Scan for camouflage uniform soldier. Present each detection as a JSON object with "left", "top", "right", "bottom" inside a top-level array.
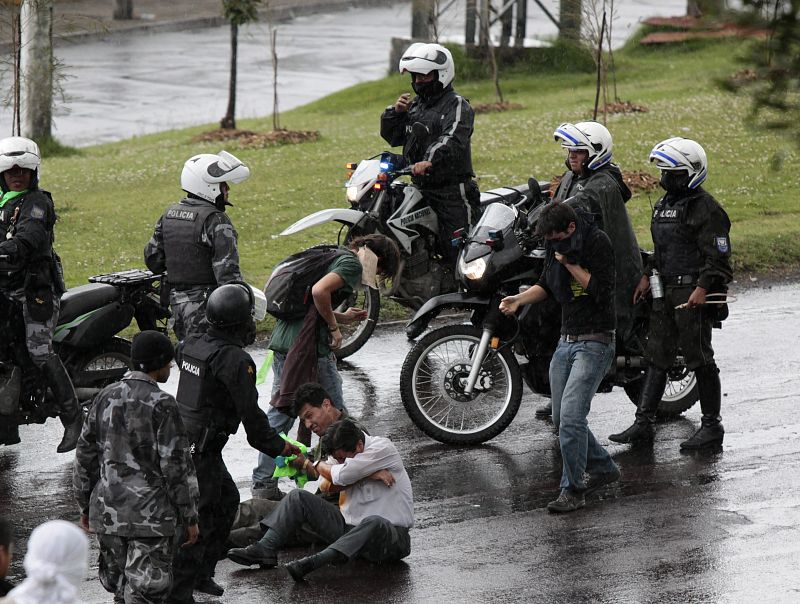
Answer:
[
  {"left": 144, "top": 151, "right": 250, "bottom": 341},
  {"left": 73, "top": 331, "right": 200, "bottom": 604},
  {"left": 0, "top": 136, "right": 81, "bottom": 453}
]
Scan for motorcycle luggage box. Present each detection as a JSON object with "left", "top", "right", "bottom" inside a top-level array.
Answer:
[
  {"left": 479, "top": 185, "right": 530, "bottom": 208},
  {"left": 59, "top": 283, "right": 120, "bottom": 325}
]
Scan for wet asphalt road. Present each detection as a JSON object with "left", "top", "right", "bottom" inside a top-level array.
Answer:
[{"left": 1, "top": 280, "right": 799, "bottom": 602}]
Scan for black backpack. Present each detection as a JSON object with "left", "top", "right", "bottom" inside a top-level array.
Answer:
[{"left": 264, "top": 245, "right": 354, "bottom": 321}]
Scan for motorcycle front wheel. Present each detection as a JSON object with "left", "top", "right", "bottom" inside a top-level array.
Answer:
[
  {"left": 334, "top": 287, "right": 380, "bottom": 359},
  {"left": 69, "top": 337, "right": 132, "bottom": 403},
  {"left": 399, "top": 324, "right": 523, "bottom": 445}
]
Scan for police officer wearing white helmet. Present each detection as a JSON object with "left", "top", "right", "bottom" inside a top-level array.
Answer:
[
  {"left": 0, "top": 136, "right": 81, "bottom": 453},
  {"left": 381, "top": 42, "right": 481, "bottom": 267},
  {"left": 144, "top": 151, "right": 250, "bottom": 341},
  {"left": 610, "top": 137, "right": 732, "bottom": 450}
]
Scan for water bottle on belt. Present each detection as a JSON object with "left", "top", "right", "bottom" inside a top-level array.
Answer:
[{"left": 650, "top": 269, "right": 664, "bottom": 309}]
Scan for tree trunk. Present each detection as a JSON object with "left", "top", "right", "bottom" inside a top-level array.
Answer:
[
  {"left": 21, "top": 0, "right": 54, "bottom": 141},
  {"left": 220, "top": 22, "right": 238, "bottom": 130},
  {"left": 559, "top": 0, "right": 582, "bottom": 43},
  {"left": 113, "top": 0, "right": 133, "bottom": 20},
  {"left": 411, "top": 0, "right": 434, "bottom": 41}
]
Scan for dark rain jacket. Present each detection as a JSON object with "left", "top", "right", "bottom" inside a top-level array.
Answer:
[
  {"left": 556, "top": 165, "right": 644, "bottom": 316},
  {"left": 380, "top": 85, "right": 475, "bottom": 189}
]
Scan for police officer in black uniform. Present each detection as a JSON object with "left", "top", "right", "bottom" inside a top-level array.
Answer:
[
  {"left": 0, "top": 136, "right": 80, "bottom": 453},
  {"left": 380, "top": 42, "right": 481, "bottom": 265},
  {"left": 610, "top": 137, "right": 732, "bottom": 450},
  {"left": 169, "top": 283, "right": 298, "bottom": 601},
  {"left": 144, "top": 150, "right": 250, "bottom": 341}
]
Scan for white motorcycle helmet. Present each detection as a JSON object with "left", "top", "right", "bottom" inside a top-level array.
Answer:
[
  {"left": 181, "top": 150, "right": 250, "bottom": 203},
  {"left": 399, "top": 42, "right": 455, "bottom": 87},
  {"left": 649, "top": 137, "right": 708, "bottom": 189},
  {"left": 553, "top": 121, "right": 613, "bottom": 171},
  {"left": 0, "top": 136, "right": 42, "bottom": 191}
]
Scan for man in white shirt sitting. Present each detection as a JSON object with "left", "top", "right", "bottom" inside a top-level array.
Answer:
[{"left": 226, "top": 418, "right": 414, "bottom": 581}]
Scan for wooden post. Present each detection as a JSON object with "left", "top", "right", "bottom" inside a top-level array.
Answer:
[
  {"left": 500, "top": 2, "right": 513, "bottom": 47},
  {"left": 559, "top": 0, "right": 582, "bottom": 43},
  {"left": 515, "top": 0, "right": 527, "bottom": 47},
  {"left": 479, "top": 0, "right": 490, "bottom": 47},
  {"left": 465, "top": 0, "right": 477, "bottom": 46},
  {"left": 411, "top": 0, "right": 434, "bottom": 41},
  {"left": 113, "top": 0, "right": 134, "bottom": 20}
]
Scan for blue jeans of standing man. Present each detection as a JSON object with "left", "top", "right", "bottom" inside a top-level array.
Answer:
[
  {"left": 550, "top": 338, "right": 618, "bottom": 493},
  {"left": 251, "top": 350, "right": 347, "bottom": 488}
]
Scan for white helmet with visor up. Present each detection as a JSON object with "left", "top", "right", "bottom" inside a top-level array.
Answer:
[
  {"left": 553, "top": 121, "right": 613, "bottom": 171},
  {"left": 181, "top": 150, "right": 250, "bottom": 203},
  {"left": 649, "top": 137, "right": 708, "bottom": 189},
  {"left": 399, "top": 42, "right": 455, "bottom": 87},
  {"left": 0, "top": 136, "right": 41, "bottom": 173}
]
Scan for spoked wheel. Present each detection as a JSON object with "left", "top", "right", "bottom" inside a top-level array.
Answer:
[
  {"left": 70, "top": 337, "right": 132, "bottom": 403},
  {"left": 399, "top": 324, "right": 522, "bottom": 445},
  {"left": 624, "top": 364, "right": 698, "bottom": 418},
  {"left": 334, "top": 287, "right": 380, "bottom": 359}
]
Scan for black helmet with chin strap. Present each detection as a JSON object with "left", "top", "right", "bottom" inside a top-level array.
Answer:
[{"left": 206, "top": 283, "right": 254, "bottom": 328}]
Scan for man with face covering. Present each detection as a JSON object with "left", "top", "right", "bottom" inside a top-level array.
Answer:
[
  {"left": 380, "top": 42, "right": 481, "bottom": 266},
  {"left": 144, "top": 150, "right": 249, "bottom": 341},
  {"left": 610, "top": 138, "right": 732, "bottom": 450},
  {"left": 169, "top": 283, "right": 300, "bottom": 602}
]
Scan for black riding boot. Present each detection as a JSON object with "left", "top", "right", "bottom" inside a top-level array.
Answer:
[
  {"left": 42, "top": 357, "right": 82, "bottom": 453},
  {"left": 0, "top": 422, "right": 21, "bottom": 446},
  {"left": 608, "top": 368, "right": 667, "bottom": 444},
  {"left": 680, "top": 364, "right": 724, "bottom": 450}
]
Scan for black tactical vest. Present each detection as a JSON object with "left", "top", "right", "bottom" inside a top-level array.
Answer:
[
  {"left": 175, "top": 335, "right": 230, "bottom": 440},
  {"left": 162, "top": 199, "right": 220, "bottom": 286},
  {"left": 651, "top": 193, "right": 703, "bottom": 277}
]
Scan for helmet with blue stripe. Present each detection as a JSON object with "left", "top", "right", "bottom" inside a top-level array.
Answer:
[
  {"left": 649, "top": 137, "right": 708, "bottom": 189},
  {"left": 553, "top": 121, "right": 613, "bottom": 171}
]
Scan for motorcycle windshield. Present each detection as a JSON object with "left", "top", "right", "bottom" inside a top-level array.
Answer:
[{"left": 462, "top": 203, "right": 518, "bottom": 263}]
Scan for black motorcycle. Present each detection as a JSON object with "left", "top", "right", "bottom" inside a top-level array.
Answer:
[
  {"left": 0, "top": 268, "right": 169, "bottom": 446},
  {"left": 398, "top": 187, "right": 698, "bottom": 445}
]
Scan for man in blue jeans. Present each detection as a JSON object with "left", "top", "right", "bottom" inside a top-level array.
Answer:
[{"left": 500, "top": 202, "right": 620, "bottom": 513}]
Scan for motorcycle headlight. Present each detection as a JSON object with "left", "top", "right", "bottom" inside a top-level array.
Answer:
[
  {"left": 346, "top": 186, "right": 359, "bottom": 203},
  {"left": 459, "top": 257, "right": 487, "bottom": 280}
]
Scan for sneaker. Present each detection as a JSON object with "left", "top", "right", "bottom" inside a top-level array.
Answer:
[
  {"left": 584, "top": 467, "right": 621, "bottom": 496},
  {"left": 547, "top": 490, "right": 585, "bottom": 514},
  {"left": 251, "top": 481, "right": 284, "bottom": 501},
  {"left": 227, "top": 543, "right": 278, "bottom": 568},
  {"left": 535, "top": 402, "right": 552, "bottom": 418}
]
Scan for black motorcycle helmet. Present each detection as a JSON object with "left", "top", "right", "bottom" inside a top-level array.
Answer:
[{"left": 206, "top": 283, "right": 254, "bottom": 327}]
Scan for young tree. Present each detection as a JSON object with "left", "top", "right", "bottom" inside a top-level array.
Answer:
[
  {"left": 220, "top": 0, "right": 261, "bottom": 130},
  {"left": 113, "top": 0, "right": 133, "bottom": 20},
  {"left": 20, "top": 0, "right": 54, "bottom": 141}
]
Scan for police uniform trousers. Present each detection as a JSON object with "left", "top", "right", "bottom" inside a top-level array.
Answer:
[
  {"left": 170, "top": 448, "right": 239, "bottom": 601},
  {"left": 4, "top": 286, "right": 60, "bottom": 366},
  {"left": 98, "top": 534, "right": 174, "bottom": 604},
  {"left": 168, "top": 287, "right": 212, "bottom": 342},
  {"left": 645, "top": 284, "right": 715, "bottom": 371},
  {"left": 421, "top": 181, "right": 481, "bottom": 263}
]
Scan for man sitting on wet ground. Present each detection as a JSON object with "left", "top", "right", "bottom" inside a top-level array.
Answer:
[
  {"left": 227, "top": 418, "right": 413, "bottom": 581},
  {"left": 228, "top": 382, "right": 369, "bottom": 548}
]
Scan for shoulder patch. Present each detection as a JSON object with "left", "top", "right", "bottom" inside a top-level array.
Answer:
[
  {"left": 30, "top": 205, "right": 46, "bottom": 220},
  {"left": 715, "top": 236, "right": 730, "bottom": 253}
]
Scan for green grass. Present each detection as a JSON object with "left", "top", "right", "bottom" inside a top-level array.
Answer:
[{"left": 43, "top": 33, "right": 799, "bottom": 301}]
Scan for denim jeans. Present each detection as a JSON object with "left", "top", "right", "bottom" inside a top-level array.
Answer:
[
  {"left": 550, "top": 338, "right": 618, "bottom": 492},
  {"left": 251, "top": 351, "right": 347, "bottom": 487}
]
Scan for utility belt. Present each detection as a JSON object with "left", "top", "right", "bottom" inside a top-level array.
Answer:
[
  {"left": 661, "top": 274, "right": 698, "bottom": 286},
  {"left": 190, "top": 425, "right": 229, "bottom": 455},
  {"left": 170, "top": 282, "right": 215, "bottom": 292},
  {"left": 562, "top": 331, "right": 615, "bottom": 345}
]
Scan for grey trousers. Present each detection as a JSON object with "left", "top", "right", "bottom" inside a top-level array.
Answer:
[{"left": 263, "top": 489, "right": 411, "bottom": 562}]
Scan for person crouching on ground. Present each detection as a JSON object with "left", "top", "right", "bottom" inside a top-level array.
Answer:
[{"left": 228, "top": 418, "right": 414, "bottom": 581}]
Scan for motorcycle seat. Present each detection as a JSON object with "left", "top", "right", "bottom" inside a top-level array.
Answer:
[
  {"left": 479, "top": 185, "right": 530, "bottom": 208},
  {"left": 58, "top": 283, "right": 120, "bottom": 325}
]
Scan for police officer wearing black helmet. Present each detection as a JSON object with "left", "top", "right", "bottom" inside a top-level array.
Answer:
[
  {"left": 609, "top": 137, "right": 732, "bottom": 450},
  {"left": 169, "top": 283, "right": 299, "bottom": 602}
]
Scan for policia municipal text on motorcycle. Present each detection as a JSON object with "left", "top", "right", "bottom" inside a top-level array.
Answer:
[
  {"left": 144, "top": 150, "right": 249, "bottom": 341},
  {"left": 169, "top": 283, "right": 299, "bottom": 602},
  {"left": 380, "top": 42, "right": 481, "bottom": 266},
  {"left": 610, "top": 137, "right": 732, "bottom": 450},
  {"left": 0, "top": 137, "right": 81, "bottom": 453}
]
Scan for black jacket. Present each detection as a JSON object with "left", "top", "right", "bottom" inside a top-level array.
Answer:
[
  {"left": 380, "top": 85, "right": 475, "bottom": 188},
  {"left": 538, "top": 215, "right": 616, "bottom": 336},
  {"left": 0, "top": 188, "right": 57, "bottom": 289},
  {"left": 0, "top": 577, "right": 14, "bottom": 597}
]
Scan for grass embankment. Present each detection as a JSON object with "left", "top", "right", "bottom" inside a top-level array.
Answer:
[{"left": 45, "top": 35, "right": 799, "bottom": 305}]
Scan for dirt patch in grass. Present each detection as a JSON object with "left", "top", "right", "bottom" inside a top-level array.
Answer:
[
  {"left": 473, "top": 101, "right": 524, "bottom": 114},
  {"left": 192, "top": 128, "right": 320, "bottom": 147}
]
